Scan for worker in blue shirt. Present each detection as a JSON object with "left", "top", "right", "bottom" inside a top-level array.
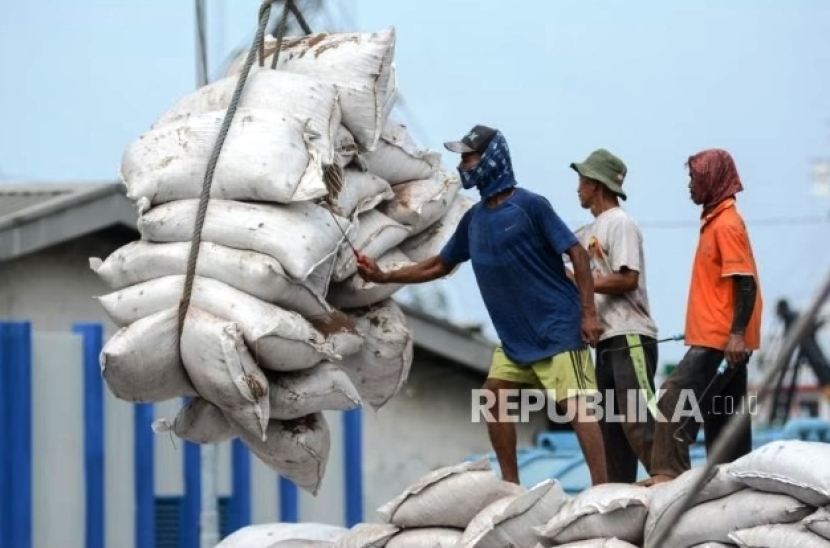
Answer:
[{"left": 357, "top": 125, "right": 607, "bottom": 486}]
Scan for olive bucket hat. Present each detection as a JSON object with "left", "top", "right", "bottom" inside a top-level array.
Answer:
[{"left": 570, "top": 148, "right": 628, "bottom": 200}]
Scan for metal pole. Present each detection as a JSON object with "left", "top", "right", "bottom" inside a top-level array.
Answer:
[
  {"left": 646, "top": 267, "right": 830, "bottom": 547},
  {"left": 194, "top": 1, "right": 219, "bottom": 547}
]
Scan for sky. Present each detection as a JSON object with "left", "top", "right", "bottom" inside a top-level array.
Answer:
[{"left": 1, "top": 0, "right": 829, "bottom": 367}]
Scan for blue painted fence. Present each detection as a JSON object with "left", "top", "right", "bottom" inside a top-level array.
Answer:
[{"left": 0, "top": 321, "right": 364, "bottom": 548}]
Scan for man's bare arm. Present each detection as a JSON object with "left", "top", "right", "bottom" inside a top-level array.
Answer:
[
  {"left": 593, "top": 268, "right": 639, "bottom": 295},
  {"left": 360, "top": 255, "right": 453, "bottom": 284}
]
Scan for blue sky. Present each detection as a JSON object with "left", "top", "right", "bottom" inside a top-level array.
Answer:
[{"left": 2, "top": 0, "right": 829, "bottom": 366}]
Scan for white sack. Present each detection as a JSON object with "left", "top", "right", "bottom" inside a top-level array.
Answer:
[
  {"left": 536, "top": 541, "right": 638, "bottom": 548},
  {"left": 332, "top": 210, "right": 411, "bottom": 282},
  {"left": 728, "top": 523, "right": 830, "bottom": 547},
  {"left": 378, "top": 170, "right": 460, "bottom": 235},
  {"left": 152, "top": 397, "right": 235, "bottom": 444},
  {"left": 308, "top": 309, "right": 365, "bottom": 360},
  {"left": 462, "top": 478, "right": 569, "bottom": 548},
  {"left": 137, "top": 198, "right": 353, "bottom": 282},
  {"left": 231, "top": 28, "right": 397, "bottom": 150},
  {"left": 268, "top": 541, "right": 333, "bottom": 548},
  {"left": 89, "top": 240, "right": 328, "bottom": 313},
  {"left": 99, "top": 308, "right": 197, "bottom": 402},
  {"left": 97, "top": 275, "right": 339, "bottom": 372},
  {"left": 804, "top": 507, "right": 830, "bottom": 540},
  {"left": 360, "top": 119, "right": 441, "bottom": 184},
  {"left": 648, "top": 490, "right": 814, "bottom": 548},
  {"left": 687, "top": 544, "right": 737, "bottom": 548},
  {"left": 215, "top": 522, "right": 347, "bottom": 548},
  {"left": 327, "top": 247, "right": 414, "bottom": 309},
  {"left": 232, "top": 413, "right": 330, "bottom": 496},
  {"left": 385, "top": 527, "right": 462, "bottom": 547},
  {"left": 399, "top": 194, "right": 475, "bottom": 263},
  {"left": 268, "top": 361, "right": 362, "bottom": 420},
  {"left": 457, "top": 496, "right": 519, "bottom": 548},
  {"left": 338, "top": 300, "right": 413, "bottom": 410},
  {"left": 334, "top": 126, "right": 359, "bottom": 169},
  {"left": 727, "top": 439, "right": 830, "bottom": 506},
  {"left": 180, "top": 308, "right": 270, "bottom": 440},
  {"left": 121, "top": 108, "right": 327, "bottom": 206},
  {"left": 152, "top": 70, "right": 342, "bottom": 165},
  {"left": 334, "top": 523, "right": 399, "bottom": 548},
  {"left": 537, "top": 484, "right": 651, "bottom": 546},
  {"left": 327, "top": 169, "right": 393, "bottom": 219},
  {"left": 377, "top": 458, "right": 526, "bottom": 529},
  {"left": 645, "top": 465, "right": 746, "bottom": 541}
]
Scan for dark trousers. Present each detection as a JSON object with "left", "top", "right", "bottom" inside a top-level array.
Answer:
[
  {"left": 596, "top": 334, "right": 659, "bottom": 483},
  {"left": 650, "top": 346, "right": 753, "bottom": 479}
]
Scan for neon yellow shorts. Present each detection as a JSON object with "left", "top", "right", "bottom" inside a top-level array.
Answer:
[{"left": 488, "top": 346, "right": 598, "bottom": 403}]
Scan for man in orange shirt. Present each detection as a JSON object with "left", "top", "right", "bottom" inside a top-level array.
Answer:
[{"left": 641, "top": 149, "right": 763, "bottom": 486}]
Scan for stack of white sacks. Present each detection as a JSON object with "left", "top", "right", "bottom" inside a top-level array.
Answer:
[
  {"left": 90, "top": 27, "right": 474, "bottom": 496},
  {"left": 217, "top": 439, "right": 830, "bottom": 547}
]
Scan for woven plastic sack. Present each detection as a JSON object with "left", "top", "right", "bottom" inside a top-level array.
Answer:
[
  {"left": 338, "top": 300, "right": 413, "bottom": 410},
  {"left": 230, "top": 28, "right": 397, "bottom": 150},
  {"left": 326, "top": 169, "right": 394, "bottom": 220},
  {"left": 215, "top": 522, "right": 347, "bottom": 548},
  {"left": 89, "top": 240, "right": 329, "bottom": 314},
  {"left": 385, "top": 527, "right": 463, "bottom": 547},
  {"left": 180, "top": 307, "right": 270, "bottom": 441},
  {"left": 645, "top": 465, "right": 746, "bottom": 541},
  {"left": 137, "top": 197, "right": 354, "bottom": 282},
  {"left": 327, "top": 247, "right": 414, "bottom": 309},
  {"left": 728, "top": 523, "right": 830, "bottom": 547},
  {"left": 803, "top": 507, "right": 830, "bottom": 540},
  {"left": 460, "top": 479, "right": 569, "bottom": 548},
  {"left": 152, "top": 398, "right": 234, "bottom": 444},
  {"left": 96, "top": 275, "right": 341, "bottom": 372},
  {"left": 360, "top": 119, "right": 441, "bottom": 184},
  {"left": 268, "top": 362, "right": 362, "bottom": 420},
  {"left": 727, "top": 439, "right": 830, "bottom": 506},
  {"left": 333, "top": 523, "right": 399, "bottom": 548},
  {"left": 377, "top": 459, "right": 526, "bottom": 529},
  {"left": 232, "top": 413, "right": 330, "bottom": 496},
  {"left": 647, "top": 490, "right": 814, "bottom": 548},
  {"left": 152, "top": 70, "right": 342, "bottom": 165},
  {"left": 379, "top": 170, "right": 460, "bottom": 235},
  {"left": 122, "top": 108, "right": 327, "bottom": 206},
  {"left": 332, "top": 209, "right": 411, "bottom": 282},
  {"left": 399, "top": 194, "right": 475, "bottom": 263},
  {"left": 99, "top": 308, "right": 197, "bottom": 402},
  {"left": 536, "top": 484, "right": 652, "bottom": 545}
]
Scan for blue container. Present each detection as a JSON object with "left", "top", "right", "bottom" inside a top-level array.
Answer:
[{"left": 466, "top": 420, "right": 830, "bottom": 494}]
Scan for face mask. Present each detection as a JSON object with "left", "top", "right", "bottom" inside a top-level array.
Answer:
[{"left": 458, "top": 166, "right": 477, "bottom": 190}]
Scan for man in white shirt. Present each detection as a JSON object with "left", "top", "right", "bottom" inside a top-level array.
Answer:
[{"left": 567, "top": 149, "right": 661, "bottom": 483}]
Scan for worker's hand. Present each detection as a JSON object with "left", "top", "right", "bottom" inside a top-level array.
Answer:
[
  {"left": 581, "top": 311, "right": 603, "bottom": 348},
  {"left": 356, "top": 254, "right": 386, "bottom": 283},
  {"left": 725, "top": 334, "right": 748, "bottom": 368}
]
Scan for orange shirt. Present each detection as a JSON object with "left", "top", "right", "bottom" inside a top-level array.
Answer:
[{"left": 685, "top": 199, "right": 763, "bottom": 350}]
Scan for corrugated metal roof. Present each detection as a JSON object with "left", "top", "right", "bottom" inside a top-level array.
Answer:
[{"left": 0, "top": 182, "right": 122, "bottom": 230}]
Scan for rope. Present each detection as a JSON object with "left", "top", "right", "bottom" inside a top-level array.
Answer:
[
  {"left": 646, "top": 267, "right": 830, "bottom": 547},
  {"left": 176, "top": 0, "right": 291, "bottom": 337}
]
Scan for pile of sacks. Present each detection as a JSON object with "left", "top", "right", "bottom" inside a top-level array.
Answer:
[
  {"left": 218, "top": 439, "right": 830, "bottom": 547},
  {"left": 90, "top": 26, "right": 473, "bottom": 495}
]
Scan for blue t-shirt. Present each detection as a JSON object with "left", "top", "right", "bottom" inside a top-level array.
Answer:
[{"left": 439, "top": 188, "right": 584, "bottom": 365}]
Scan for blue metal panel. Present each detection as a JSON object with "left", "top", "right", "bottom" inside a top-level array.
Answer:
[
  {"left": 74, "top": 323, "right": 105, "bottom": 548},
  {"left": 0, "top": 323, "right": 12, "bottom": 548},
  {"left": 343, "top": 409, "right": 363, "bottom": 527},
  {"left": 134, "top": 403, "right": 155, "bottom": 548},
  {"left": 279, "top": 477, "right": 298, "bottom": 522},
  {"left": 230, "top": 439, "right": 251, "bottom": 530},
  {"left": 182, "top": 437, "right": 201, "bottom": 548},
  {"left": 8, "top": 322, "right": 32, "bottom": 548}
]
